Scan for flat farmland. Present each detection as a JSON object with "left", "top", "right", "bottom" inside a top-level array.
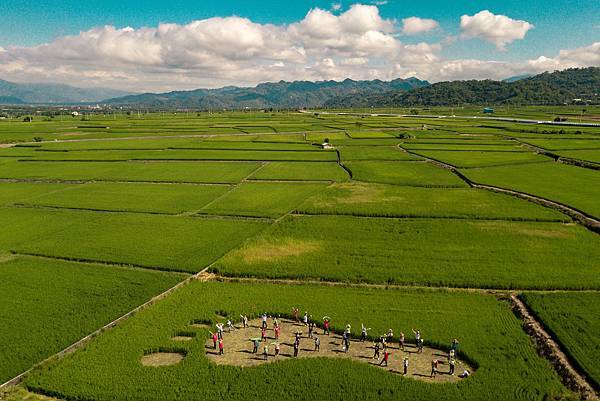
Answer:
[
  {"left": 0, "top": 207, "right": 267, "bottom": 272},
  {"left": 199, "top": 182, "right": 327, "bottom": 218},
  {"left": 213, "top": 215, "right": 600, "bottom": 289},
  {"left": 338, "top": 146, "right": 422, "bottom": 161},
  {"left": 28, "top": 149, "right": 337, "bottom": 162},
  {"left": 554, "top": 149, "right": 600, "bottom": 163},
  {"left": 405, "top": 149, "right": 548, "bottom": 168},
  {"left": 24, "top": 281, "right": 566, "bottom": 401},
  {"left": 0, "top": 182, "right": 76, "bottom": 205},
  {"left": 346, "top": 161, "right": 468, "bottom": 187},
  {"left": 16, "top": 182, "right": 231, "bottom": 214},
  {"left": 519, "top": 139, "right": 600, "bottom": 150},
  {"left": 249, "top": 161, "right": 350, "bottom": 182},
  {"left": 296, "top": 183, "right": 566, "bottom": 221},
  {"left": 1, "top": 111, "right": 599, "bottom": 401},
  {"left": 0, "top": 255, "right": 184, "bottom": 383},
  {"left": 521, "top": 292, "right": 600, "bottom": 389},
  {"left": 0, "top": 160, "right": 262, "bottom": 183},
  {"left": 463, "top": 162, "right": 600, "bottom": 218}
]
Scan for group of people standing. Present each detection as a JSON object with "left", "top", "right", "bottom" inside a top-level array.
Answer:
[{"left": 209, "top": 310, "right": 466, "bottom": 379}]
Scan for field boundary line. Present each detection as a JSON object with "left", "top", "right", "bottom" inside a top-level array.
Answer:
[
  {"left": 0, "top": 177, "right": 241, "bottom": 186},
  {"left": 209, "top": 275, "right": 600, "bottom": 294},
  {"left": 0, "top": 265, "right": 214, "bottom": 390},
  {"left": 290, "top": 211, "right": 567, "bottom": 223},
  {"left": 2, "top": 128, "right": 347, "bottom": 146},
  {"left": 398, "top": 145, "right": 600, "bottom": 234},
  {"left": 510, "top": 295, "right": 598, "bottom": 399},
  {"left": 183, "top": 162, "right": 268, "bottom": 216},
  {"left": 9, "top": 252, "right": 196, "bottom": 275},
  {"left": 8, "top": 204, "right": 273, "bottom": 222},
  {"left": 507, "top": 136, "right": 600, "bottom": 171}
]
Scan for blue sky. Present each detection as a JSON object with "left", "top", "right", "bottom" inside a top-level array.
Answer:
[
  {"left": 0, "top": 1, "right": 598, "bottom": 90},
  {"left": 1, "top": 0, "right": 597, "bottom": 58}
]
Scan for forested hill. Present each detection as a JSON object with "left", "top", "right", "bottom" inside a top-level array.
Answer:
[
  {"left": 102, "top": 78, "right": 429, "bottom": 109},
  {"left": 324, "top": 67, "right": 600, "bottom": 107}
]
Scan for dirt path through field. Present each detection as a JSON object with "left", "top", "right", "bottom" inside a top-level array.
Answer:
[
  {"left": 205, "top": 318, "right": 472, "bottom": 383},
  {"left": 510, "top": 295, "right": 598, "bottom": 399}
]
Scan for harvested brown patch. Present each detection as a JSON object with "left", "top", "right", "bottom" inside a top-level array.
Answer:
[
  {"left": 205, "top": 318, "right": 473, "bottom": 384},
  {"left": 0, "top": 253, "right": 17, "bottom": 263},
  {"left": 197, "top": 272, "right": 217, "bottom": 282},
  {"left": 471, "top": 221, "right": 574, "bottom": 239},
  {"left": 514, "top": 228, "right": 573, "bottom": 239},
  {"left": 334, "top": 183, "right": 385, "bottom": 204},
  {"left": 141, "top": 352, "right": 184, "bottom": 367},
  {"left": 235, "top": 239, "right": 322, "bottom": 264},
  {"left": 172, "top": 336, "right": 193, "bottom": 342},
  {"left": 61, "top": 132, "right": 90, "bottom": 137},
  {"left": 190, "top": 323, "right": 210, "bottom": 329},
  {"left": 0, "top": 386, "right": 61, "bottom": 401}
]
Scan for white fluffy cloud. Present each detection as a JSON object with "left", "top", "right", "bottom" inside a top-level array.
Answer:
[
  {"left": 527, "top": 42, "right": 600, "bottom": 71},
  {"left": 460, "top": 10, "right": 534, "bottom": 50},
  {"left": 0, "top": 4, "right": 597, "bottom": 92},
  {"left": 401, "top": 17, "right": 439, "bottom": 35}
]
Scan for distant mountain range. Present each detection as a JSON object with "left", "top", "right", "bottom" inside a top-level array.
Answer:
[
  {"left": 324, "top": 67, "right": 600, "bottom": 107},
  {"left": 2, "top": 67, "right": 598, "bottom": 108},
  {"left": 0, "top": 79, "right": 134, "bottom": 104},
  {"left": 102, "top": 78, "right": 429, "bottom": 109}
]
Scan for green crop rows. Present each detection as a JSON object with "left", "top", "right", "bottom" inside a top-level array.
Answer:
[
  {"left": 521, "top": 292, "right": 600, "bottom": 389},
  {"left": 0, "top": 110, "right": 598, "bottom": 400},
  {"left": 214, "top": 215, "right": 600, "bottom": 289},
  {"left": 25, "top": 281, "right": 566, "bottom": 401},
  {"left": 0, "top": 255, "right": 183, "bottom": 383},
  {"left": 296, "top": 183, "right": 567, "bottom": 221}
]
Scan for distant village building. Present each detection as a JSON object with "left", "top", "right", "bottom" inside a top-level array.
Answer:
[{"left": 321, "top": 139, "right": 335, "bottom": 150}]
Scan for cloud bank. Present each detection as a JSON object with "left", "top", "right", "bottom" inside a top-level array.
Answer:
[
  {"left": 0, "top": 4, "right": 597, "bottom": 92},
  {"left": 460, "top": 10, "right": 534, "bottom": 50},
  {"left": 402, "top": 17, "right": 439, "bottom": 35}
]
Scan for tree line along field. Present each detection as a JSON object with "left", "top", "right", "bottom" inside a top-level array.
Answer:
[{"left": 0, "top": 110, "right": 599, "bottom": 400}]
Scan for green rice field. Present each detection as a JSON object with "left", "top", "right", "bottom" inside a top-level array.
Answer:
[{"left": 0, "top": 110, "right": 598, "bottom": 401}]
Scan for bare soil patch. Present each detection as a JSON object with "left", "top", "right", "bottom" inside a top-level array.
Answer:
[
  {"left": 140, "top": 352, "right": 184, "bottom": 367},
  {"left": 471, "top": 221, "right": 574, "bottom": 239},
  {"left": 236, "top": 239, "right": 322, "bottom": 264},
  {"left": 61, "top": 132, "right": 92, "bottom": 137},
  {"left": 205, "top": 318, "right": 472, "bottom": 383},
  {"left": 171, "top": 336, "right": 193, "bottom": 342}
]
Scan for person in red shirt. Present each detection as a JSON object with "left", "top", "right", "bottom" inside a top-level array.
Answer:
[
  {"left": 379, "top": 350, "right": 389, "bottom": 367},
  {"left": 274, "top": 325, "right": 280, "bottom": 340},
  {"left": 261, "top": 327, "right": 267, "bottom": 342},
  {"left": 210, "top": 331, "right": 218, "bottom": 349},
  {"left": 218, "top": 339, "right": 224, "bottom": 355},
  {"left": 323, "top": 318, "right": 330, "bottom": 335}
]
